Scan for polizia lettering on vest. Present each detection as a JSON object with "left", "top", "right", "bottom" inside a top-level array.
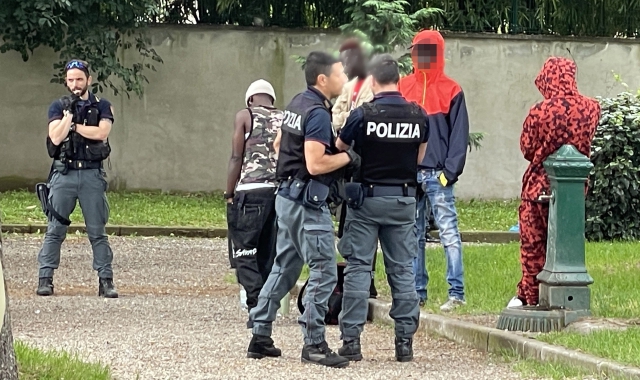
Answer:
[
  {"left": 366, "top": 122, "right": 421, "bottom": 139},
  {"left": 282, "top": 110, "right": 302, "bottom": 131}
]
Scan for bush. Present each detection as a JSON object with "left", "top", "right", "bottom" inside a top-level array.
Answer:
[{"left": 585, "top": 91, "right": 640, "bottom": 241}]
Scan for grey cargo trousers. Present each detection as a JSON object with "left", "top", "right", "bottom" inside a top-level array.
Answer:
[
  {"left": 250, "top": 193, "right": 337, "bottom": 346},
  {"left": 338, "top": 196, "right": 420, "bottom": 341},
  {"left": 37, "top": 168, "right": 114, "bottom": 279}
]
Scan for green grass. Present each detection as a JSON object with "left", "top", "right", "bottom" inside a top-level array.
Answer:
[
  {"left": 498, "top": 349, "right": 625, "bottom": 380},
  {"left": 224, "top": 271, "right": 237, "bottom": 284},
  {"left": 15, "top": 340, "right": 112, "bottom": 380},
  {"left": 367, "top": 241, "right": 640, "bottom": 372},
  {"left": 537, "top": 328, "right": 640, "bottom": 368},
  {"left": 455, "top": 198, "right": 519, "bottom": 231},
  {"left": 0, "top": 190, "right": 227, "bottom": 228},
  {"left": 0, "top": 190, "right": 518, "bottom": 231},
  {"left": 291, "top": 241, "right": 640, "bottom": 319},
  {"left": 383, "top": 241, "right": 640, "bottom": 318}
]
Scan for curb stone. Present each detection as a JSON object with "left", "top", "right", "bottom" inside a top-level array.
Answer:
[
  {"left": 0, "top": 224, "right": 519, "bottom": 244},
  {"left": 365, "top": 298, "right": 640, "bottom": 380}
]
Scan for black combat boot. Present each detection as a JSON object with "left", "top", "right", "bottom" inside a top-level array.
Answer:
[
  {"left": 98, "top": 278, "right": 118, "bottom": 298},
  {"left": 395, "top": 337, "right": 413, "bottom": 362},
  {"left": 338, "top": 338, "right": 363, "bottom": 361},
  {"left": 301, "top": 341, "right": 349, "bottom": 368},
  {"left": 247, "top": 334, "right": 282, "bottom": 359},
  {"left": 36, "top": 277, "right": 54, "bottom": 296},
  {"left": 369, "top": 279, "right": 378, "bottom": 299}
]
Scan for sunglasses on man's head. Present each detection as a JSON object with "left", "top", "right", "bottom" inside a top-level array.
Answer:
[{"left": 65, "top": 60, "right": 89, "bottom": 71}]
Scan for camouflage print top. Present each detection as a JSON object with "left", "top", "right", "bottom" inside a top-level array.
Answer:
[{"left": 237, "top": 105, "right": 284, "bottom": 187}]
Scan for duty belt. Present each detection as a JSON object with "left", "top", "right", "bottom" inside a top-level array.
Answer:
[
  {"left": 55, "top": 159, "right": 102, "bottom": 170},
  {"left": 364, "top": 184, "right": 416, "bottom": 197},
  {"left": 278, "top": 177, "right": 305, "bottom": 189},
  {"left": 278, "top": 178, "right": 294, "bottom": 189}
]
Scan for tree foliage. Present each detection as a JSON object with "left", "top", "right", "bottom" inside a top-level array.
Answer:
[
  {"left": 156, "top": 0, "right": 640, "bottom": 38},
  {"left": 0, "top": 0, "right": 164, "bottom": 98},
  {"left": 340, "top": 0, "right": 443, "bottom": 76},
  {"left": 586, "top": 88, "right": 640, "bottom": 241},
  {"left": 292, "top": 0, "right": 484, "bottom": 151},
  {"left": 343, "top": 0, "right": 484, "bottom": 151},
  {"left": 181, "top": 0, "right": 352, "bottom": 28}
]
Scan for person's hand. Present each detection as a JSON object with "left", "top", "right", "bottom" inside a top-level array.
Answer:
[
  {"left": 226, "top": 198, "right": 233, "bottom": 204},
  {"left": 344, "top": 146, "right": 361, "bottom": 171},
  {"left": 60, "top": 94, "right": 80, "bottom": 112}
]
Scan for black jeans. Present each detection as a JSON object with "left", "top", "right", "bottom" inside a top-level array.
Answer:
[{"left": 226, "top": 187, "right": 277, "bottom": 312}]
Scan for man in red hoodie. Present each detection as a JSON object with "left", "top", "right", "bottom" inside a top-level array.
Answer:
[
  {"left": 399, "top": 30, "right": 469, "bottom": 312},
  {"left": 508, "top": 57, "right": 600, "bottom": 308}
]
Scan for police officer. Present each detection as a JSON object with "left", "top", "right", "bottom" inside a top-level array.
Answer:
[
  {"left": 335, "top": 54, "right": 428, "bottom": 362},
  {"left": 35, "top": 59, "right": 117, "bottom": 298},
  {"left": 246, "top": 51, "right": 359, "bottom": 368}
]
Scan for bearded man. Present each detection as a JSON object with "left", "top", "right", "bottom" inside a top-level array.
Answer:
[{"left": 35, "top": 58, "right": 117, "bottom": 299}]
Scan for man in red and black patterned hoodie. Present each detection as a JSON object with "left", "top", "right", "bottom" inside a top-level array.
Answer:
[
  {"left": 508, "top": 57, "right": 601, "bottom": 308},
  {"left": 399, "top": 30, "right": 470, "bottom": 312}
]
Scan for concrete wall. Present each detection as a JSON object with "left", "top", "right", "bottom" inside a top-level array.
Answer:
[{"left": 1, "top": 25, "right": 639, "bottom": 199}]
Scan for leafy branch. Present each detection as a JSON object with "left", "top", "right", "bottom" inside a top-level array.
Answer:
[
  {"left": 291, "top": 0, "right": 485, "bottom": 151},
  {"left": 0, "top": 0, "right": 164, "bottom": 99}
]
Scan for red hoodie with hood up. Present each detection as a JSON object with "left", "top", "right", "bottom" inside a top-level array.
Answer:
[
  {"left": 520, "top": 57, "right": 601, "bottom": 202},
  {"left": 398, "top": 30, "right": 469, "bottom": 186}
]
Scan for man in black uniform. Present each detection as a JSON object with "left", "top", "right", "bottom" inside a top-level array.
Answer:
[
  {"left": 335, "top": 54, "right": 428, "bottom": 362},
  {"left": 247, "top": 51, "right": 360, "bottom": 368},
  {"left": 35, "top": 59, "right": 117, "bottom": 298}
]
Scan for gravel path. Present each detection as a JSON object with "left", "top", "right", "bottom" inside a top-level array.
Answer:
[{"left": 3, "top": 235, "right": 538, "bottom": 380}]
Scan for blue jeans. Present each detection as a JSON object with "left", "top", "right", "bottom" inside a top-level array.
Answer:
[{"left": 412, "top": 169, "right": 465, "bottom": 302}]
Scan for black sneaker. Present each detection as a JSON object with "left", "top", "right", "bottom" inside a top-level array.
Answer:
[
  {"left": 425, "top": 232, "right": 440, "bottom": 243},
  {"left": 36, "top": 277, "right": 54, "bottom": 296},
  {"left": 395, "top": 337, "right": 413, "bottom": 362},
  {"left": 338, "top": 339, "right": 363, "bottom": 361},
  {"left": 247, "top": 335, "right": 282, "bottom": 359},
  {"left": 98, "top": 278, "right": 118, "bottom": 298},
  {"left": 301, "top": 341, "right": 349, "bottom": 368}
]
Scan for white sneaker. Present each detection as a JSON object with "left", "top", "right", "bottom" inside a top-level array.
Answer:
[
  {"left": 440, "top": 297, "right": 466, "bottom": 312},
  {"left": 507, "top": 296, "right": 524, "bottom": 308},
  {"left": 239, "top": 286, "right": 248, "bottom": 311}
]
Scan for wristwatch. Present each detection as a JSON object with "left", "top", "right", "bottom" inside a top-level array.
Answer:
[
  {"left": 223, "top": 191, "right": 234, "bottom": 200},
  {"left": 70, "top": 123, "right": 77, "bottom": 132}
]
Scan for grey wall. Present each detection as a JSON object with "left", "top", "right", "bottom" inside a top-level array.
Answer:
[{"left": 1, "top": 25, "right": 639, "bottom": 199}]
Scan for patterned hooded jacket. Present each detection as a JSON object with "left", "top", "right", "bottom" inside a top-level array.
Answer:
[{"left": 520, "top": 57, "right": 601, "bottom": 202}]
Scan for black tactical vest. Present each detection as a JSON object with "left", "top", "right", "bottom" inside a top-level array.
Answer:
[
  {"left": 47, "top": 94, "right": 111, "bottom": 163},
  {"left": 276, "top": 89, "right": 341, "bottom": 186},
  {"left": 354, "top": 102, "right": 425, "bottom": 187}
]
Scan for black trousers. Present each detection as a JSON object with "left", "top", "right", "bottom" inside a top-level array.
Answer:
[{"left": 226, "top": 187, "right": 277, "bottom": 312}]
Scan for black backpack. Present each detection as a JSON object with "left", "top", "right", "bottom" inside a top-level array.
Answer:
[
  {"left": 298, "top": 262, "right": 378, "bottom": 325},
  {"left": 297, "top": 262, "right": 346, "bottom": 325}
]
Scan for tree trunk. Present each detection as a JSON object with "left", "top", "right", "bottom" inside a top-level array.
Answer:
[{"left": 0, "top": 225, "right": 19, "bottom": 380}]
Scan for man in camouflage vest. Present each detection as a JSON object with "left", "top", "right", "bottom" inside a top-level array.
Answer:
[{"left": 225, "top": 79, "right": 284, "bottom": 324}]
